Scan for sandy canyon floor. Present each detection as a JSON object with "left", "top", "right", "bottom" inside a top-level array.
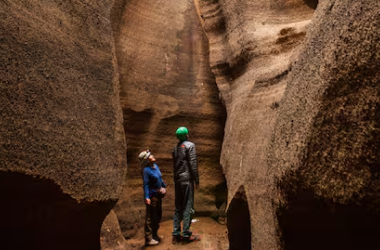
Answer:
[{"left": 123, "top": 217, "right": 228, "bottom": 250}]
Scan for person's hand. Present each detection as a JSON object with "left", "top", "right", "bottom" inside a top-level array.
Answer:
[
  {"left": 160, "top": 187, "right": 166, "bottom": 195},
  {"left": 145, "top": 198, "right": 151, "bottom": 205}
]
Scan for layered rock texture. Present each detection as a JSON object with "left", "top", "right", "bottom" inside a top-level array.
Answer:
[
  {"left": 270, "top": 1, "right": 380, "bottom": 250},
  {"left": 110, "top": 0, "right": 227, "bottom": 239},
  {"left": 2, "top": 0, "right": 380, "bottom": 250},
  {"left": 0, "top": 1, "right": 126, "bottom": 249},
  {"left": 197, "top": 0, "right": 380, "bottom": 249},
  {"left": 197, "top": 0, "right": 316, "bottom": 249}
]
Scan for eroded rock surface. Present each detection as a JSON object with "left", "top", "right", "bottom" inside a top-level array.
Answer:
[
  {"left": 3, "top": 0, "right": 380, "bottom": 250},
  {"left": 197, "top": 0, "right": 316, "bottom": 248},
  {"left": 110, "top": 0, "right": 227, "bottom": 239},
  {"left": 198, "top": 0, "right": 380, "bottom": 249},
  {"left": 101, "top": 210, "right": 128, "bottom": 250},
  {"left": 0, "top": 1, "right": 126, "bottom": 249},
  {"left": 270, "top": 1, "right": 380, "bottom": 250}
]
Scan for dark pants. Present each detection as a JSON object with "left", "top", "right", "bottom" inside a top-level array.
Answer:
[
  {"left": 172, "top": 182, "right": 194, "bottom": 238},
  {"left": 145, "top": 197, "right": 162, "bottom": 242}
]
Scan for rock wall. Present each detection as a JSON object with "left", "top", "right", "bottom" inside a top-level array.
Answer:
[
  {"left": 270, "top": 1, "right": 380, "bottom": 250},
  {"left": 197, "top": 0, "right": 316, "bottom": 248},
  {"left": 0, "top": 1, "right": 126, "bottom": 249},
  {"left": 3, "top": 0, "right": 380, "bottom": 250},
  {"left": 110, "top": 0, "right": 227, "bottom": 239},
  {"left": 197, "top": 0, "right": 380, "bottom": 249},
  {"left": 101, "top": 210, "right": 128, "bottom": 250}
]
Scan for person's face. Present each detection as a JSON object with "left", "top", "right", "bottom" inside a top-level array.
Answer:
[{"left": 148, "top": 154, "right": 156, "bottom": 162}]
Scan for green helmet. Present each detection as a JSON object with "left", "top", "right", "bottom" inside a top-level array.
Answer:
[{"left": 176, "top": 126, "right": 189, "bottom": 141}]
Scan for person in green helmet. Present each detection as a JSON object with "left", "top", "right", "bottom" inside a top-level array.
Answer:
[{"left": 172, "top": 126, "right": 200, "bottom": 243}]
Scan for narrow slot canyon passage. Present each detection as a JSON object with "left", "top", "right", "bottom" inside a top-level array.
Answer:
[
  {"left": 106, "top": 0, "right": 230, "bottom": 248},
  {"left": 107, "top": 0, "right": 319, "bottom": 249},
  {"left": 4, "top": 0, "right": 380, "bottom": 250},
  {"left": 5, "top": 0, "right": 380, "bottom": 249}
]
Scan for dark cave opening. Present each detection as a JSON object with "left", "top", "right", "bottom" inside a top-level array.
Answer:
[
  {"left": 227, "top": 186, "right": 251, "bottom": 250},
  {"left": 278, "top": 190, "right": 380, "bottom": 250},
  {"left": 0, "top": 171, "right": 115, "bottom": 250},
  {"left": 214, "top": 175, "right": 228, "bottom": 209},
  {"left": 303, "top": 0, "right": 319, "bottom": 10}
]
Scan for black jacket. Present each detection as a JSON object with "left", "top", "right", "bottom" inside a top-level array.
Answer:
[{"left": 172, "top": 140, "right": 199, "bottom": 185}]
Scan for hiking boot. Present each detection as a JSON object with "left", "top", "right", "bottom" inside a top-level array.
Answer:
[
  {"left": 153, "top": 235, "right": 164, "bottom": 242},
  {"left": 146, "top": 238, "right": 159, "bottom": 246},
  {"left": 182, "top": 234, "right": 201, "bottom": 243},
  {"left": 172, "top": 235, "right": 181, "bottom": 244}
]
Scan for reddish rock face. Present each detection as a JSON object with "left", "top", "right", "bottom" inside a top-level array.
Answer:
[
  {"left": 197, "top": 0, "right": 316, "bottom": 248},
  {"left": 101, "top": 210, "right": 128, "bottom": 250},
  {"left": 197, "top": 0, "right": 380, "bottom": 249},
  {"left": 4, "top": 0, "right": 380, "bottom": 250},
  {"left": 110, "top": 0, "right": 227, "bottom": 239},
  {"left": 0, "top": 1, "right": 126, "bottom": 249},
  {"left": 270, "top": 1, "right": 380, "bottom": 250},
  {"left": 0, "top": 0, "right": 126, "bottom": 201}
]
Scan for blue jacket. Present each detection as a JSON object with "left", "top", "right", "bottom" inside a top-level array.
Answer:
[{"left": 143, "top": 163, "right": 166, "bottom": 199}]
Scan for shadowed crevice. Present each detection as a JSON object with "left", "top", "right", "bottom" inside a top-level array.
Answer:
[
  {"left": 303, "top": 0, "right": 319, "bottom": 10},
  {"left": 227, "top": 186, "right": 251, "bottom": 250},
  {"left": 211, "top": 47, "right": 256, "bottom": 82},
  {"left": 122, "top": 108, "right": 154, "bottom": 167},
  {"left": 215, "top": 175, "right": 228, "bottom": 209},
  {"left": 277, "top": 189, "right": 380, "bottom": 250},
  {"left": 0, "top": 171, "right": 116, "bottom": 250}
]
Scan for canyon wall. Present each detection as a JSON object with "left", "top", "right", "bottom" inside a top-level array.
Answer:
[
  {"left": 197, "top": 0, "right": 316, "bottom": 248},
  {"left": 198, "top": 0, "right": 380, "bottom": 249},
  {"left": 270, "top": 1, "right": 380, "bottom": 250},
  {"left": 2, "top": 0, "right": 380, "bottom": 250},
  {"left": 0, "top": 1, "right": 126, "bottom": 249},
  {"left": 110, "top": 0, "right": 227, "bottom": 239}
]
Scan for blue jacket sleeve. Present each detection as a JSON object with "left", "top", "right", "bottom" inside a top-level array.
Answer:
[
  {"left": 162, "top": 178, "right": 166, "bottom": 188},
  {"left": 156, "top": 164, "right": 166, "bottom": 188},
  {"left": 143, "top": 168, "right": 150, "bottom": 199}
]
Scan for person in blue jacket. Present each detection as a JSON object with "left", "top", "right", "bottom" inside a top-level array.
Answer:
[{"left": 138, "top": 149, "right": 167, "bottom": 246}]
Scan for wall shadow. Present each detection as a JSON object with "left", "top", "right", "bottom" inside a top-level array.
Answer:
[
  {"left": 0, "top": 171, "right": 115, "bottom": 250},
  {"left": 227, "top": 186, "right": 251, "bottom": 250},
  {"left": 278, "top": 189, "right": 380, "bottom": 250},
  {"left": 303, "top": 0, "right": 319, "bottom": 9}
]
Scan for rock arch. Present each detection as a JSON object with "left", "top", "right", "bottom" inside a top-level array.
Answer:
[{"left": 227, "top": 185, "right": 251, "bottom": 250}]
